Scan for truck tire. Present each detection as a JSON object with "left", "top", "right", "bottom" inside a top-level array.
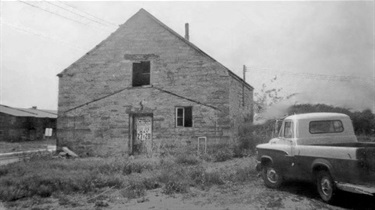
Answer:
[
  {"left": 316, "top": 170, "right": 337, "bottom": 203},
  {"left": 262, "top": 165, "right": 283, "bottom": 188}
]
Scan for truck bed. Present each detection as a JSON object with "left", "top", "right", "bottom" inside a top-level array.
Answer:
[
  {"left": 310, "top": 142, "right": 375, "bottom": 180},
  {"left": 312, "top": 142, "right": 375, "bottom": 148}
]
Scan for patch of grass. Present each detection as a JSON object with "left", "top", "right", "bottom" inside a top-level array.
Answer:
[
  {"left": 0, "top": 157, "right": 159, "bottom": 202},
  {"left": 212, "top": 147, "right": 234, "bottom": 162},
  {"left": 231, "top": 166, "right": 258, "bottom": 182},
  {"left": 121, "top": 182, "right": 146, "bottom": 199},
  {"left": 189, "top": 166, "right": 225, "bottom": 188},
  {"left": 120, "top": 174, "right": 161, "bottom": 199},
  {"left": 163, "top": 180, "right": 189, "bottom": 194},
  {"left": 175, "top": 154, "right": 201, "bottom": 165},
  {"left": 157, "top": 164, "right": 190, "bottom": 194}
]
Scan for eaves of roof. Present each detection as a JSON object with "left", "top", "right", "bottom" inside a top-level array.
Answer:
[{"left": 0, "top": 104, "right": 57, "bottom": 119}]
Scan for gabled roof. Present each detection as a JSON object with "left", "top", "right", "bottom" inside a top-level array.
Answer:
[
  {"left": 58, "top": 9, "right": 253, "bottom": 91},
  {"left": 134, "top": 9, "right": 253, "bottom": 90},
  {"left": 0, "top": 104, "right": 57, "bottom": 119}
]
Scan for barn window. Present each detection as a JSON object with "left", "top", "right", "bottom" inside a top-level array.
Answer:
[
  {"left": 132, "top": 61, "right": 150, "bottom": 87},
  {"left": 176, "top": 107, "right": 192, "bottom": 127}
]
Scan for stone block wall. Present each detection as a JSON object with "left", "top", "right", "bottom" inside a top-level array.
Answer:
[{"left": 57, "top": 9, "right": 252, "bottom": 156}]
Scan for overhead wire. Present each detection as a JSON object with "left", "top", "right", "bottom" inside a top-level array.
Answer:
[
  {"left": 43, "top": 1, "right": 117, "bottom": 28},
  {"left": 18, "top": 0, "right": 86, "bottom": 26},
  {"left": 56, "top": 0, "right": 118, "bottom": 27},
  {"left": 18, "top": 1, "right": 114, "bottom": 33}
]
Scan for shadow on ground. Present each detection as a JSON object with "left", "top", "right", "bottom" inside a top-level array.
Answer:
[{"left": 279, "top": 181, "right": 375, "bottom": 210}]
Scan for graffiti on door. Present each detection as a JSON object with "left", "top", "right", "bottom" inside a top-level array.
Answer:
[
  {"left": 133, "top": 116, "right": 152, "bottom": 155},
  {"left": 136, "top": 117, "right": 152, "bottom": 141}
]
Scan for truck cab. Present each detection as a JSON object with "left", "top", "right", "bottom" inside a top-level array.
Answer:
[{"left": 256, "top": 113, "right": 375, "bottom": 203}]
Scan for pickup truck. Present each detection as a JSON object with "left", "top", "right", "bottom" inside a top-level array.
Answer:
[{"left": 256, "top": 112, "right": 375, "bottom": 203}]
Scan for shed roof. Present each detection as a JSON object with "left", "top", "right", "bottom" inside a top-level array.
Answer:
[{"left": 0, "top": 104, "right": 57, "bottom": 119}]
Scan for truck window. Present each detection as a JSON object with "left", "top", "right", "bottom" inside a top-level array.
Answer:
[
  {"left": 284, "top": 121, "right": 294, "bottom": 138},
  {"left": 309, "top": 120, "right": 344, "bottom": 134}
]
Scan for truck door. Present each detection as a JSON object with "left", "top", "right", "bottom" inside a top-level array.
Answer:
[
  {"left": 279, "top": 120, "right": 295, "bottom": 156},
  {"left": 279, "top": 120, "right": 302, "bottom": 179}
]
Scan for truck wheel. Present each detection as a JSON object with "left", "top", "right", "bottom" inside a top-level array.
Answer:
[
  {"left": 262, "top": 165, "right": 283, "bottom": 188},
  {"left": 316, "top": 171, "right": 336, "bottom": 203}
]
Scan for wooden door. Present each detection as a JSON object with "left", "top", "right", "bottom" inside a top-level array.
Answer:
[{"left": 133, "top": 115, "right": 152, "bottom": 155}]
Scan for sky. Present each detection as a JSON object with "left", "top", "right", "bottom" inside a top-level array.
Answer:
[{"left": 0, "top": 1, "right": 374, "bottom": 112}]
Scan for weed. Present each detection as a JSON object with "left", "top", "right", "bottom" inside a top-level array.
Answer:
[
  {"left": 163, "top": 180, "right": 189, "bottom": 194},
  {"left": 189, "top": 166, "right": 224, "bottom": 188},
  {"left": 0, "top": 157, "right": 160, "bottom": 201},
  {"left": 231, "top": 166, "right": 257, "bottom": 182},
  {"left": 175, "top": 154, "right": 201, "bottom": 165},
  {"left": 121, "top": 182, "right": 146, "bottom": 199},
  {"left": 213, "top": 148, "right": 233, "bottom": 162}
]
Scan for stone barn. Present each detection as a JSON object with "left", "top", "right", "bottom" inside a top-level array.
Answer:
[{"left": 57, "top": 9, "right": 253, "bottom": 157}]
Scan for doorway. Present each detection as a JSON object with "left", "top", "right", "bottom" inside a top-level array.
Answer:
[{"left": 131, "top": 114, "right": 153, "bottom": 155}]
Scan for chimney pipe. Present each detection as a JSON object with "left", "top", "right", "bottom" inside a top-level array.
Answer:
[
  {"left": 32, "top": 106, "right": 37, "bottom": 109},
  {"left": 185, "top": 23, "right": 189, "bottom": 41}
]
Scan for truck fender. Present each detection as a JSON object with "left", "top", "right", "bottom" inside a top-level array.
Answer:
[
  {"left": 260, "top": 155, "right": 273, "bottom": 166},
  {"left": 311, "top": 159, "right": 335, "bottom": 178}
]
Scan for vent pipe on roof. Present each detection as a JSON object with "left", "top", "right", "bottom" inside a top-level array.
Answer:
[{"left": 185, "top": 23, "right": 189, "bottom": 41}]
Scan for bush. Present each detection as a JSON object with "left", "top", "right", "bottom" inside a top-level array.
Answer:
[
  {"left": 157, "top": 164, "right": 190, "bottom": 194},
  {"left": 238, "top": 120, "right": 275, "bottom": 152},
  {"left": 175, "top": 154, "right": 201, "bottom": 165},
  {"left": 230, "top": 166, "right": 258, "bottom": 182},
  {"left": 121, "top": 182, "right": 146, "bottom": 199},
  {"left": 163, "top": 180, "right": 189, "bottom": 194},
  {"left": 189, "top": 166, "right": 224, "bottom": 188},
  {"left": 213, "top": 147, "right": 233, "bottom": 162}
]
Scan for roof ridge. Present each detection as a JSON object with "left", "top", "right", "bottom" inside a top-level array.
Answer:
[
  {"left": 138, "top": 9, "right": 253, "bottom": 90},
  {"left": 57, "top": 8, "right": 253, "bottom": 90}
]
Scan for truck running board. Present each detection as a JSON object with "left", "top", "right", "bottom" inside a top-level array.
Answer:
[{"left": 336, "top": 182, "right": 375, "bottom": 196}]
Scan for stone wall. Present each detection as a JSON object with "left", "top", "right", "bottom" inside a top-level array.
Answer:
[
  {"left": 57, "top": 10, "right": 241, "bottom": 156},
  {"left": 229, "top": 76, "right": 254, "bottom": 142}
]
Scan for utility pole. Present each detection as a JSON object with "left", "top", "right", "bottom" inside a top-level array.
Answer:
[
  {"left": 242, "top": 65, "right": 247, "bottom": 107},
  {"left": 243, "top": 65, "right": 247, "bottom": 82}
]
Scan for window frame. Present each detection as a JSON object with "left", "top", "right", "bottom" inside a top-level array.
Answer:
[
  {"left": 175, "top": 106, "right": 193, "bottom": 128},
  {"left": 132, "top": 61, "right": 151, "bottom": 87},
  {"left": 309, "top": 120, "right": 344, "bottom": 134},
  {"left": 279, "top": 120, "right": 294, "bottom": 139}
]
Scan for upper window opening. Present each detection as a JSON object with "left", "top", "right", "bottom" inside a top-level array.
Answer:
[
  {"left": 176, "top": 107, "right": 192, "bottom": 127},
  {"left": 309, "top": 120, "right": 344, "bottom": 134},
  {"left": 132, "top": 61, "right": 150, "bottom": 87}
]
